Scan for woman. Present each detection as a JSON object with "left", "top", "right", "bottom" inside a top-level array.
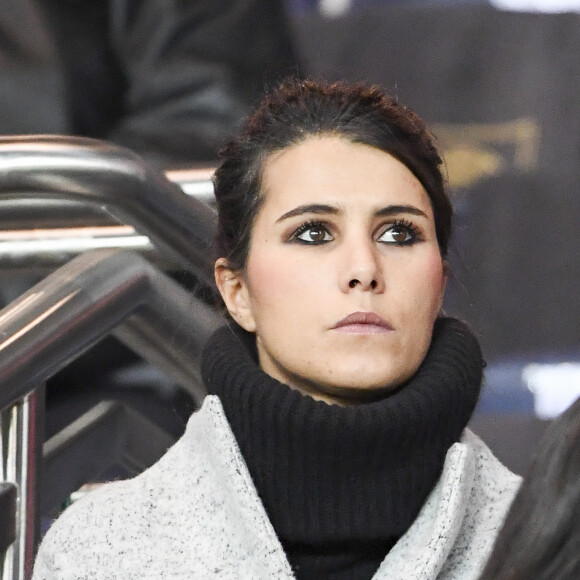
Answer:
[
  {"left": 480, "top": 395, "right": 580, "bottom": 580},
  {"left": 33, "top": 79, "right": 521, "bottom": 579}
]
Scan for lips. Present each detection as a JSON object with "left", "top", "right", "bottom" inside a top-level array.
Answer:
[{"left": 332, "top": 311, "right": 393, "bottom": 333}]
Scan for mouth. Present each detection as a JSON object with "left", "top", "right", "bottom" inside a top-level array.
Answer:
[{"left": 332, "top": 311, "right": 394, "bottom": 334}]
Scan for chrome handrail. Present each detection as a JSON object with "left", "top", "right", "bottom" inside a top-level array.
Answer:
[
  {"left": 0, "top": 167, "right": 215, "bottom": 230},
  {"left": 0, "top": 248, "right": 222, "bottom": 409},
  {"left": 0, "top": 136, "right": 217, "bottom": 285},
  {"left": 1, "top": 388, "right": 43, "bottom": 580}
]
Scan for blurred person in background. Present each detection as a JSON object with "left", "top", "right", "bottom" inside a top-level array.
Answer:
[
  {"left": 0, "top": 0, "right": 67, "bottom": 135},
  {"left": 479, "top": 395, "right": 580, "bottom": 579},
  {"left": 2, "top": 0, "right": 297, "bottom": 167}
]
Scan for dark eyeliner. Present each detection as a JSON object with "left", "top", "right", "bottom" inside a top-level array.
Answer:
[
  {"left": 380, "top": 218, "right": 421, "bottom": 246},
  {"left": 289, "top": 219, "right": 332, "bottom": 244}
]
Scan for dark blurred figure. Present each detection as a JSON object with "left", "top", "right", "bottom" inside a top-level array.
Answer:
[
  {"left": 479, "top": 396, "right": 580, "bottom": 579},
  {"left": 2, "top": 0, "right": 297, "bottom": 167},
  {"left": 37, "top": 0, "right": 297, "bottom": 167},
  {"left": 0, "top": 0, "right": 67, "bottom": 134}
]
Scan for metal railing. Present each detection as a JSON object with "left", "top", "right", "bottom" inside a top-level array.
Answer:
[
  {"left": 0, "top": 136, "right": 217, "bottom": 282},
  {"left": 0, "top": 248, "right": 221, "bottom": 407},
  {"left": 0, "top": 167, "right": 215, "bottom": 272},
  {"left": 1, "top": 388, "right": 43, "bottom": 580},
  {"left": 0, "top": 248, "right": 223, "bottom": 578}
]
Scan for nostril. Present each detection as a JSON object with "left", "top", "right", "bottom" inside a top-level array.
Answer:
[
  {"left": 370, "top": 279, "right": 378, "bottom": 289},
  {"left": 349, "top": 279, "right": 359, "bottom": 288}
]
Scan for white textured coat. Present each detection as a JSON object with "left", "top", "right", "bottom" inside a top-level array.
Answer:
[{"left": 33, "top": 396, "right": 521, "bottom": 579}]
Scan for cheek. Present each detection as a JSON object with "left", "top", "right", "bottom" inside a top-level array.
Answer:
[
  {"left": 400, "top": 253, "right": 446, "bottom": 318},
  {"left": 423, "top": 257, "right": 446, "bottom": 318},
  {"left": 244, "top": 249, "right": 311, "bottom": 322},
  {"left": 426, "top": 254, "right": 446, "bottom": 300},
  {"left": 397, "top": 254, "right": 446, "bottom": 372}
]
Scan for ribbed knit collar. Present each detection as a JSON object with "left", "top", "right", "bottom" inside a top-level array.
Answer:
[{"left": 201, "top": 317, "right": 482, "bottom": 555}]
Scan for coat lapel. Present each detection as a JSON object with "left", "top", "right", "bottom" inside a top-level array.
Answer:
[{"left": 372, "top": 442, "right": 474, "bottom": 580}]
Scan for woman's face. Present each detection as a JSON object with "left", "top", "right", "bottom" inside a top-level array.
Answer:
[{"left": 216, "top": 136, "right": 447, "bottom": 404}]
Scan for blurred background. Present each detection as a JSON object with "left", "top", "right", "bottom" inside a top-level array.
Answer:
[{"left": 1, "top": 1, "right": 580, "bottom": 567}]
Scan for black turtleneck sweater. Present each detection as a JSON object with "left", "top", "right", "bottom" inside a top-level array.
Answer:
[{"left": 201, "top": 317, "right": 483, "bottom": 579}]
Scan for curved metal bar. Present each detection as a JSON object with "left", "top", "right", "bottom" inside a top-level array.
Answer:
[
  {"left": 0, "top": 226, "right": 158, "bottom": 275},
  {"left": 0, "top": 167, "right": 216, "bottom": 231},
  {"left": 0, "top": 136, "right": 217, "bottom": 285},
  {"left": 0, "top": 248, "right": 223, "bottom": 409},
  {"left": 0, "top": 199, "right": 118, "bottom": 230}
]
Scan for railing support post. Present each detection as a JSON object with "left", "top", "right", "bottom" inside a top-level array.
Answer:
[{"left": 1, "top": 385, "right": 44, "bottom": 580}]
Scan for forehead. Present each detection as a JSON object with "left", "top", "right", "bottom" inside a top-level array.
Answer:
[{"left": 260, "top": 136, "right": 433, "bottom": 217}]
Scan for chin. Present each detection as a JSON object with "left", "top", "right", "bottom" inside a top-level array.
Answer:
[
  {"left": 313, "top": 383, "right": 397, "bottom": 405},
  {"left": 317, "top": 373, "right": 407, "bottom": 400},
  {"left": 330, "top": 361, "right": 414, "bottom": 390}
]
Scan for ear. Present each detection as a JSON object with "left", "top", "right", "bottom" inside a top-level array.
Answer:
[{"left": 214, "top": 258, "right": 257, "bottom": 332}]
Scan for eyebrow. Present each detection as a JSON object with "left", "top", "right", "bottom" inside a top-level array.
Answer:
[
  {"left": 276, "top": 203, "right": 428, "bottom": 223},
  {"left": 276, "top": 204, "right": 338, "bottom": 222},
  {"left": 375, "top": 205, "right": 428, "bottom": 219}
]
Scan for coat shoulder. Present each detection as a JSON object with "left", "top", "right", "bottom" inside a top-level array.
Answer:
[
  {"left": 437, "top": 429, "right": 522, "bottom": 579},
  {"left": 33, "top": 397, "right": 223, "bottom": 578},
  {"left": 33, "top": 396, "right": 293, "bottom": 579}
]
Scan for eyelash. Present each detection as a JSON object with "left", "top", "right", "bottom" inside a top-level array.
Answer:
[
  {"left": 290, "top": 220, "right": 332, "bottom": 244},
  {"left": 380, "top": 219, "right": 421, "bottom": 246},
  {"left": 289, "top": 218, "right": 421, "bottom": 246}
]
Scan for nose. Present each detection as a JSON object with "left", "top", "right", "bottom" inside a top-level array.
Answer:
[{"left": 339, "top": 238, "right": 385, "bottom": 293}]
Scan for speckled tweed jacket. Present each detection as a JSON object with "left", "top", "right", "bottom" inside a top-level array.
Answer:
[{"left": 33, "top": 395, "right": 521, "bottom": 580}]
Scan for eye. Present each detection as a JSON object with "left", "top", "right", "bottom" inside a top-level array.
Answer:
[
  {"left": 378, "top": 220, "right": 419, "bottom": 246},
  {"left": 292, "top": 221, "right": 334, "bottom": 244}
]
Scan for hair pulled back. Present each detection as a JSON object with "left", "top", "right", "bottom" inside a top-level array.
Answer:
[{"left": 213, "top": 78, "right": 452, "bottom": 271}]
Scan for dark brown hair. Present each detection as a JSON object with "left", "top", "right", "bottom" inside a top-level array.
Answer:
[{"left": 213, "top": 78, "right": 452, "bottom": 271}]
